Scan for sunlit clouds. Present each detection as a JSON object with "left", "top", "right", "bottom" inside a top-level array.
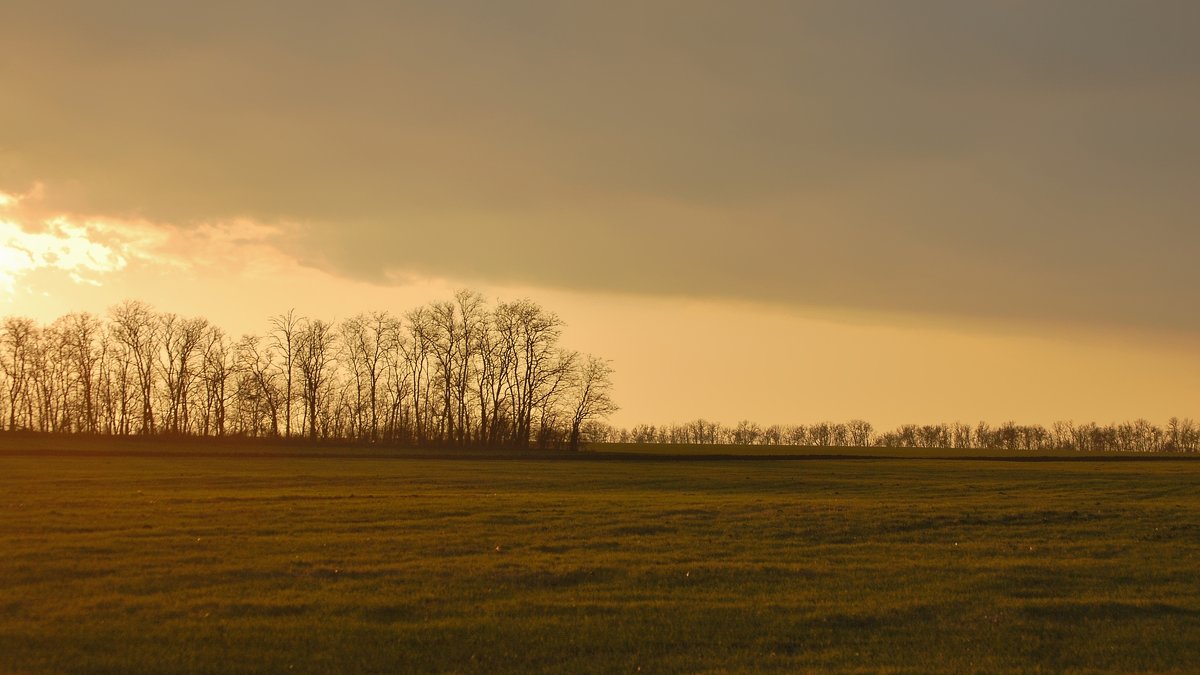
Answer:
[
  {"left": 0, "top": 218, "right": 126, "bottom": 289},
  {"left": 0, "top": 186, "right": 131, "bottom": 291},
  {"left": 0, "top": 181, "right": 494, "bottom": 338},
  {"left": 0, "top": 184, "right": 297, "bottom": 301}
]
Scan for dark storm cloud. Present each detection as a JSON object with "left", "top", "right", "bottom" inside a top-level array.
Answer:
[{"left": 2, "top": 1, "right": 1198, "bottom": 331}]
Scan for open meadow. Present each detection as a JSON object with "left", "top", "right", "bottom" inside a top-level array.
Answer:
[{"left": 2, "top": 437, "right": 1199, "bottom": 673}]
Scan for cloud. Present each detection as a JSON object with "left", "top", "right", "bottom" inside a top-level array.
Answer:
[
  {"left": 1, "top": 1, "right": 1197, "bottom": 333},
  {"left": 0, "top": 185, "right": 292, "bottom": 297},
  {"left": 0, "top": 188, "right": 131, "bottom": 291}
]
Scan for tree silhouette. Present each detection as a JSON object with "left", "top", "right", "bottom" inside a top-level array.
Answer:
[
  {"left": 568, "top": 355, "right": 618, "bottom": 452},
  {"left": 3, "top": 294, "right": 1198, "bottom": 453}
]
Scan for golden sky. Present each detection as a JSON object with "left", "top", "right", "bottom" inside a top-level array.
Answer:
[{"left": 1, "top": 2, "right": 1198, "bottom": 428}]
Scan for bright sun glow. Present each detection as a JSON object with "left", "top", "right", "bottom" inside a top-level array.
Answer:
[
  {"left": 0, "top": 185, "right": 297, "bottom": 304},
  {"left": 0, "top": 221, "right": 36, "bottom": 292},
  {"left": 0, "top": 219, "right": 128, "bottom": 293}
]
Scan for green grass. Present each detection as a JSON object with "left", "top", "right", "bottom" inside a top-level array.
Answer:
[{"left": 1, "top": 437, "right": 1199, "bottom": 672}]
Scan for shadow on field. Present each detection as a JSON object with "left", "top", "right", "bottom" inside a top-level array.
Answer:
[{"left": 1, "top": 432, "right": 1199, "bottom": 463}]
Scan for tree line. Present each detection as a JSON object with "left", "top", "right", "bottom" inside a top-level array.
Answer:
[
  {"left": 0, "top": 292, "right": 617, "bottom": 451},
  {"left": 5, "top": 294, "right": 1196, "bottom": 454},
  {"left": 602, "top": 417, "right": 1200, "bottom": 453}
]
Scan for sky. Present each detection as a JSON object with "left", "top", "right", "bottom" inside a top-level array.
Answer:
[{"left": 1, "top": 1, "right": 1197, "bottom": 429}]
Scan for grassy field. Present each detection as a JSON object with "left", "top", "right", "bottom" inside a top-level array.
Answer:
[{"left": 2, "top": 437, "right": 1199, "bottom": 672}]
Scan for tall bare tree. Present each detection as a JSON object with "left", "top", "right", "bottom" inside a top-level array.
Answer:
[
  {"left": 494, "top": 299, "right": 565, "bottom": 449},
  {"left": 235, "top": 334, "right": 282, "bottom": 437},
  {"left": 1, "top": 317, "right": 37, "bottom": 430},
  {"left": 58, "top": 312, "right": 102, "bottom": 433},
  {"left": 567, "top": 355, "right": 618, "bottom": 452},
  {"left": 158, "top": 314, "right": 208, "bottom": 434},
  {"left": 340, "top": 312, "right": 398, "bottom": 441},
  {"left": 404, "top": 307, "right": 436, "bottom": 445},
  {"left": 453, "top": 290, "right": 486, "bottom": 446},
  {"left": 108, "top": 301, "right": 161, "bottom": 434},
  {"left": 269, "top": 309, "right": 303, "bottom": 437},
  {"left": 296, "top": 319, "right": 336, "bottom": 440},
  {"left": 199, "top": 326, "right": 236, "bottom": 436}
]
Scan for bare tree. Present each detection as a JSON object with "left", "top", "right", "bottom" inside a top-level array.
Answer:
[
  {"left": 381, "top": 323, "right": 412, "bottom": 443},
  {"left": 236, "top": 334, "right": 282, "bottom": 437},
  {"left": 452, "top": 290, "right": 486, "bottom": 446},
  {"left": 403, "top": 307, "right": 435, "bottom": 445},
  {"left": 269, "top": 309, "right": 303, "bottom": 437},
  {"left": 733, "top": 420, "right": 762, "bottom": 445},
  {"left": 846, "top": 419, "right": 874, "bottom": 446},
  {"left": 495, "top": 299, "right": 565, "bottom": 449},
  {"left": 0, "top": 317, "right": 37, "bottom": 431},
  {"left": 97, "top": 325, "right": 133, "bottom": 435},
  {"left": 476, "top": 306, "right": 513, "bottom": 447},
  {"left": 567, "top": 355, "right": 618, "bottom": 451},
  {"left": 58, "top": 312, "right": 103, "bottom": 433},
  {"left": 199, "top": 326, "right": 236, "bottom": 436},
  {"left": 108, "top": 301, "right": 162, "bottom": 434},
  {"left": 158, "top": 314, "right": 208, "bottom": 434},
  {"left": 296, "top": 319, "right": 337, "bottom": 440},
  {"left": 30, "top": 321, "right": 70, "bottom": 432},
  {"left": 427, "top": 300, "right": 459, "bottom": 444},
  {"left": 340, "top": 312, "right": 398, "bottom": 441},
  {"left": 531, "top": 348, "right": 576, "bottom": 449}
]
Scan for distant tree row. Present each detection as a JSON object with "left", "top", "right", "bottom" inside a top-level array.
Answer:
[
  {"left": 0, "top": 292, "right": 617, "bottom": 451},
  {"left": 5, "top": 296, "right": 1196, "bottom": 453},
  {"left": 603, "top": 417, "right": 1200, "bottom": 453}
]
